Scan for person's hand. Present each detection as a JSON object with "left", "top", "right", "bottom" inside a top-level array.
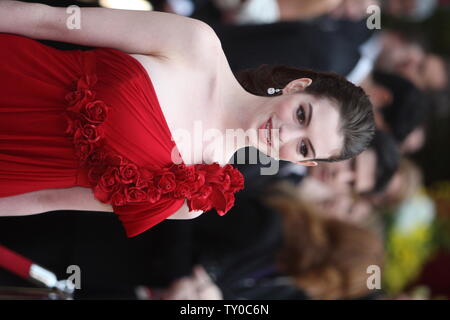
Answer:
[
  {"left": 161, "top": 265, "right": 223, "bottom": 300},
  {"left": 191, "top": 265, "right": 223, "bottom": 300},
  {"left": 161, "top": 276, "right": 198, "bottom": 300}
]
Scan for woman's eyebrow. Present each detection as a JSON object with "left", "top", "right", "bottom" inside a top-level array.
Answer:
[
  {"left": 307, "top": 103, "right": 313, "bottom": 126},
  {"left": 306, "top": 103, "right": 315, "bottom": 159},
  {"left": 307, "top": 138, "right": 316, "bottom": 159}
]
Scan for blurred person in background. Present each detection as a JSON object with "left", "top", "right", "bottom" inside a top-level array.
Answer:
[
  {"left": 370, "top": 158, "right": 424, "bottom": 210},
  {"left": 160, "top": 180, "right": 384, "bottom": 300},
  {"left": 263, "top": 181, "right": 384, "bottom": 299},
  {"left": 196, "top": 0, "right": 438, "bottom": 24},
  {"left": 296, "top": 130, "right": 400, "bottom": 224},
  {"left": 212, "top": 0, "right": 379, "bottom": 24},
  {"left": 361, "top": 71, "right": 429, "bottom": 154},
  {"left": 150, "top": 264, "right": 224, "bottom": 300},
  {"left": 381, "top": 0, "right": 438, "bottom": 21},
  {"left": 376, "top": 30, "right": 449, "bottom": 93},
  {"left": 161, "top": 0, "right": 379, "bottom": 25},
  {"left": 212, "top": 19, "right": 373, "bottom": 77},
  {"left": 168, "top": 1, "right": 448, "bottom": 99},
  {"left": 0, "top": 179, "right": 384, "bottom": 300},
  {"left": 373, "top": 27, "right": 450, "bottom": 184}
]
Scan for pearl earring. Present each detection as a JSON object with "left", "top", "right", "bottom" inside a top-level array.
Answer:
[{"left": 267, "top": 87, "right": 281, "bottom": 95}]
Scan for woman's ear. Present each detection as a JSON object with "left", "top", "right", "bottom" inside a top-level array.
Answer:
[
  {"left": 297, "top": 160, "right": 318, "bottom": 167},
  {"left": 283, "top": 78, "right": 313, "bottom": 94}
]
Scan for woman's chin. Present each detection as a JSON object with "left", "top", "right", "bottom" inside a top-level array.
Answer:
[{"left": 264, "top": 146, "right": 280, "bottom": 160}]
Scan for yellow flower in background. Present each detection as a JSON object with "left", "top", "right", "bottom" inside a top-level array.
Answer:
[{"left": 383, "top": 189, "right": 436, "bottom": 295}]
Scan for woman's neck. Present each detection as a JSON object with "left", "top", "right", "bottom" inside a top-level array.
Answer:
[{"left": 203, "top": 68, "right": 270, "bottom": 165}]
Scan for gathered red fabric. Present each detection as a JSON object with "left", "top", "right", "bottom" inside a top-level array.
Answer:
[{"left": 0, "top": 33, "right": 244, "bottom": 237}]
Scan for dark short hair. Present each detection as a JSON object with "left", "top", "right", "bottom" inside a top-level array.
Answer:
[
  {"left": 372, "top": 71, "right": 429, "bottom": 143},
  {"left": 369, "top": 130, "right": 400, "bottom": 195},
  {"left": 237, "top": 64, "right": 375, "bottom": 162}
]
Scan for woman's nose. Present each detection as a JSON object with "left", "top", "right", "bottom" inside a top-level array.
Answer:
[{"left": 279, "top": 123, "right": 305, "bottom": 144}]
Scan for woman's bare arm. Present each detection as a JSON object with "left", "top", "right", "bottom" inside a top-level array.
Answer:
[
  {"left": 0, "top": 186, "right": 202, "bottom": 220},
  {"left": 40, "top": 187, "right": 203, "bottom": 219},
  {"left": 0, "top": 1, "right": 221, "bottom": 62},
  {"left": 0, "top": 186, "right": 203, "bottom": 221},
  {"left": 166, "top": 201, "right": 204, "bottom": 220}
]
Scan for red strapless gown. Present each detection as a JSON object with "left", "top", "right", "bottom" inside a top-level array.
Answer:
[{"left": 0, "top": 34, "right": 244, "bottom": 237}]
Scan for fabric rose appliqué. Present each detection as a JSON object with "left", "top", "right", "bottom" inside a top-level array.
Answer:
[
  {"left": 89, "top": 159, "right": 244, "bottom": 216},
  {"left": 64, "top": 74, "right": 110, "bottom": 165},
  {"left": 64, "top": 73, "right": 245, "bottom": 217}
]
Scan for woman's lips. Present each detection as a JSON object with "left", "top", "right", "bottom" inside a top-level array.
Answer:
[{"left": 259, "top": 116, "right": 272, "bottom": 147}]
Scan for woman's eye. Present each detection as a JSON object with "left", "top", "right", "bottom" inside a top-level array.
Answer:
[
  {"left": 299, "top": 141, "right": 308, "bottom": 157},
  {"left": 297, "top": 106, "right": 306, "bottom": 125}
]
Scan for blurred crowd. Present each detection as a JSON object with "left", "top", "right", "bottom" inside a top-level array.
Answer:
[{"left": 1, "top": 0, "right": 450, "bottom": 300}]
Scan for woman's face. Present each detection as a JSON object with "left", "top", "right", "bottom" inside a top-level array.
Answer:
[{"left": 253, "top": 81, "right": 344, "bottom": 166}]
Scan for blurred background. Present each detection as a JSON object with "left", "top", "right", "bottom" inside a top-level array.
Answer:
[{"left": 0, "top": 0, "right": 449, "bottom": 300}]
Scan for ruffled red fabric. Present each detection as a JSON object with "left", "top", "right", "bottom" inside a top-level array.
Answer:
[{"left": 64, "top": 73, "right": 245, "bottom": 219}]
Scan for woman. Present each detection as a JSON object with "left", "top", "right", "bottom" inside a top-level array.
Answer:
[{"left": 0, "top": 1, "right": 374, "bottom": 237}]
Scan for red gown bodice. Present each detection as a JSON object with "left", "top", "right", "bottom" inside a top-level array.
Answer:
[{"left": 0, "top": 33, "right": 244, "bottom": 237}]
